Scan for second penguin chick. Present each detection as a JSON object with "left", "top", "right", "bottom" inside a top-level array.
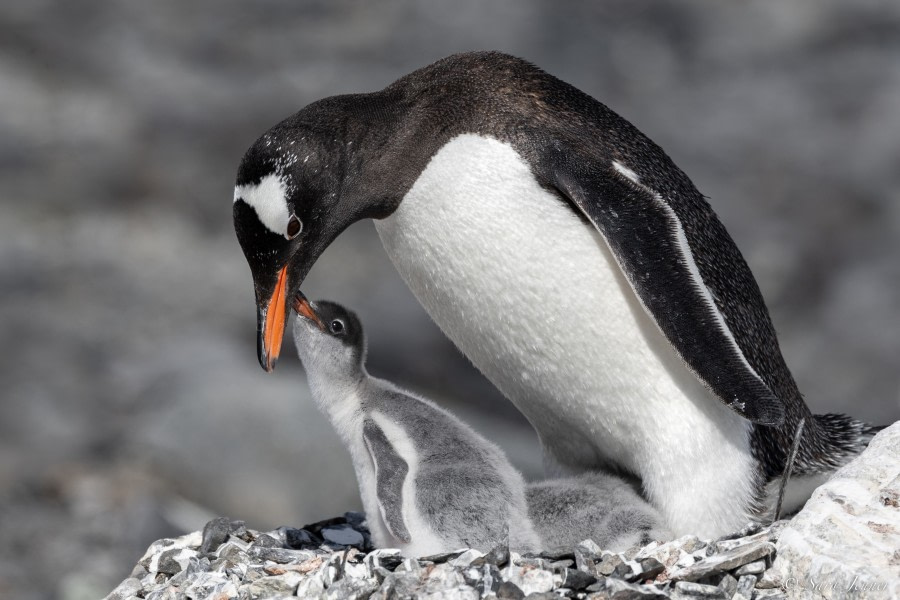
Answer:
[
  {"left": 526, "top": 472, "right": 671, "bottom": 552},
  {"left": 292, "top": 297, "right": 541, "bottom": 556}
]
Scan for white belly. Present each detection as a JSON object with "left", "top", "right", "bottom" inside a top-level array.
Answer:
[{"left": 374, "top": 134, "right": 757, "bottom": 536}]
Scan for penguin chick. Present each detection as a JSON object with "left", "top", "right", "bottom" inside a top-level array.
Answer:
[
  {"left": 291, "top": 297, "right": 541, "bottom": 556},
  {"left": 526, "top": 473, "right": 672, "bottom": 552}
]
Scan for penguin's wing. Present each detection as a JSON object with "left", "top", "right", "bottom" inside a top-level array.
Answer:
[
  {"left": 362, "top": 419, "right": 412, "bottom": 543},
  {"left": 552, "top": 164, "right": 784, "bottom": 426}
]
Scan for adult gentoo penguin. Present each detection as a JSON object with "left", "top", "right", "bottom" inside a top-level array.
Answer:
[
  {"left": 291, "top": 297, "right": 541, "bottom": 555},
  {"left": 292, "top": 297, "right": 668, "bottom": 553},
  {"left": 233, "top": 52, "right": 879, "bottom": 537}
]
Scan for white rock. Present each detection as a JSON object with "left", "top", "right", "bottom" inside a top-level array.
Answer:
[
  {"left": 502, "top": 563, "right": 555, "bottom": 595},
  {"left": 772, "top": 421, "right": 900, "bottom": 600}
]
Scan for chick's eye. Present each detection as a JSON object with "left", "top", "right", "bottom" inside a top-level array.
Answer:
[
  {"left": 330, "top": 320, "right": 345, "bottom": 335},
  {"left": 286, "top": 214, "right": 302, "bottom": 239}
]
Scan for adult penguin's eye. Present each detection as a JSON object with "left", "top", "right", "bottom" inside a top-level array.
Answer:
[
  {"left": 330, "top": 320, "right": 345, "bottom": 335},
  {"left": 286, "top": 214, "right": 302, "bottom": 239}
]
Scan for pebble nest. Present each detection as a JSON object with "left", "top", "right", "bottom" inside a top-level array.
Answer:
[{"left": 105, "top": 512, "right": 792, "bottom": 600}]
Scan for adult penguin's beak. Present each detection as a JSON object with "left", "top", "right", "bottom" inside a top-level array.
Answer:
[{"left": 257, "top": 265, "right": 290, "bottom": 372}]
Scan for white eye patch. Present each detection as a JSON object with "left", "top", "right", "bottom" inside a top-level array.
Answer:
[{"left": 234, "top": 173, "right": 290, "bottom": 237}]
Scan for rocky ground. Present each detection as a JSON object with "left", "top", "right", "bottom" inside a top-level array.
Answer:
[
  {"left": 108, "top": 515, "right": 785, "bottom": 600},
  {"left": 2, "top": 2, "right": 900, "bottom": 599},
  {"left": 106, "top": 423, "right": 899, "bottom": 599}
]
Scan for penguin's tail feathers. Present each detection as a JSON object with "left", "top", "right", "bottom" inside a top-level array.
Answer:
[{"left": 798, "top": 413, "right": 883, "bottom": 474}]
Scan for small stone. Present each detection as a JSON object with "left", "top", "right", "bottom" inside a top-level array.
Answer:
[
  {"left": 396, "top": 557, "right": 422, "bottom": 574},
  {"left": 322, "top": 524, "right": 365, "bottom": 547},
  {"left": 282, "top": 527, "right": 322, "bottom": 548},
  {"left": 539, "top": 547, "right": 576, "bottom": 561},
  {"left": 295, "top": 573, "right": 326, "bottom": 598},
  {"left": 753, "top": 570, "right": 782, "bottom": 590},
  {"left": 549, "top": 559, "right": 575, "bottom": 571},
  {"left": 732, "top": 560, "right": 765, "bottom": 576},
  {"left": 324, "top": 577, "right": 378, "bottom": 600},
  {"left": 103, "top": 577, "right": 142, "bottom": 600},
  {"left": 449, "top": 548, "right": 485, "bottom": 568},
  {"left": 497, "top": 580, "right": 526, "bottom": 600},
  {"left": 472, "top": 544, "right": 511, "bottom": 568},
  {"left": 155, "top": 547, "right": 197, "bottom": 576},
  {"left": 199, "top": 517, "right": 234, "bottom": 555},
  {"left": 715, "top": 522, "right": 763, "bottom": 543},
  {"left": 129, "top": 564, "right": 148, "bottom": 580},
  {"left": 251, "top": 533, "right": 280, "bottom": 548},
  {"left": 732, "top": 574, "right": 756, "bottom": 600},
  {"left": 245, "top": 572, "right": 303, "bottom": 599},
  {"left": 680, "top": 536, "right": 706, "bottom": 554},
  {"left": 248, "top": 545, "right": 317, "bottom": 564},
  {"left": 364, "top": 548, "right": 403, "bottom": 575},
  {"left": 717, "top": 573, "right": 737, "bottom": 597},
  {"left": 611, "top": 561, "right": 636, "bottom": 581},
  {"left": 713, "top": 531, "right": 770, "bottom": 554},
  {"left": 420, "top": 549, "right": 467, "bottom": 563},
  {"left": 504, "top": 562, "right": 555, "bottom": 595},
  {"left": 525, "top": 593, "right": 558, "bottom": 600},
  {"left": 562, "top": 568, "right": 597, "bottom": 590},
  {"left": 603, "top": 577, "right": 670, "bottom": 598},
  {"left": 751, "top": 590, "right": 786, "bottom": 599},
  {"left": 668, "top": 541, "right": 775, "bottom": 582},
  {"left": 595, "top": 553, "right": 624, "bottom": 577},
  {"left": 576, "top": 539, "right": 604, "bottom": 556},
  {"left": 515, "top": 556, "right": 552, "bottom": 570},
  {"left": 465, "top": 563, "right": 500, "bottom": 596},
  {"left": 674, "top": 580, "right": 726, "bottom": 598},
  {"left": 636, "top": 558, "right": 665, "bottom": 581}
]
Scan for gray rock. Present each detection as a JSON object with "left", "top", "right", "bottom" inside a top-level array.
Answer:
[
  {"left": 673, "top": 580, "right": 725, "bottom": 598},
  {"left": 733, "top": 560, "right": 766, "bottom": 576},
  {"left": 771, "top": 422, "right": 900, "bottom": 600},
  {"left": 472, "top": 544, "right": 511, "bottom": 568},
  {"left": 503, "top": 561, "right": 555, "bottom": 595},
  {"left": 716, "top": 573, "right": 736, "bottom": 598},
  {"left": 596, "top": 553, "right": 626, "bottom": 577},
  {"left": 324, "top": 576, "right": 378, "bottom": 600},
  {"left": 497, "top": 580, "right": 526, "bottom": 600},
  {"left": 103, "top": 577, "right": 142, "bottom": 600},
  {"left": 732, "top": 574, "right": 756, "bottom": 600},
  {"left": 563, "top": 567, "right": 598, "bottom": 590},
  {"left": 668, "top": 541, "right": 775, "bottom": 582},
  {"left": 322, "top": 524, "right": 366, "bottom": 547},
  {"left": 245, "top": 572, "right": 303, "bottom": 598},
  {"left": 602, "top": 577, "right": 671, "bottom": 598},
  {"left": 449, "top": 548, "right": 486, "bottom": 568},
  {"left": 199, "top": 516, "right": 236, "bottom": 555}
]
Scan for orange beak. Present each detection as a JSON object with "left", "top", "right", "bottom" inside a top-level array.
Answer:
[
  {"left": 292, "top": 294, "right": 325, "bottom": 330},
  {"left": 261, "top": 265, "right": 289, "bottom": 372}
]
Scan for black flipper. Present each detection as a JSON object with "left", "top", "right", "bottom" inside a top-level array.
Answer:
[
  {"left": 362, "top": 419, "right": 412, "bottom": 543},
  {"left": 553, "top": 165, "right": 785, "bottom": 426}
]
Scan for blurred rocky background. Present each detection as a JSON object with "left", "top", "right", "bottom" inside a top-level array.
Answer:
[{"left": 1, "top": 1, "right": 898, "bottom": 598}]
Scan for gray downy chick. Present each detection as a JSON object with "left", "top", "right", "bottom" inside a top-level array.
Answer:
[
  {"left": 291, "top": 297, "right": 541, "bottom": 556},
  {"left": 526, "top": 472, "right": 671, "bottom": 552}
]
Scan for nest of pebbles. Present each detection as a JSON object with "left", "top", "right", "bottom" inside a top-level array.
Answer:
[{"left": 105, "top": 512, "right": 791, "bottom": 600}]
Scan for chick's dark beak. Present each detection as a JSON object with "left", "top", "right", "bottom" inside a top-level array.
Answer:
[
  {"left": 293, "top": 292, "right": 325, "bottom": 330},
  {"left": 257, "top": 264, "right": 289, "bottom": 372}
]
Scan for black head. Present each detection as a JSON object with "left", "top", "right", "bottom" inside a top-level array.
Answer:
[
  {"left": 292, "top": 298, "right": 367, "bottom": 375},
  {"left": 233, "top": 111, "right": 361, "bottom": 372},
  {"left": 304, "top": 300, "right": 365, "bottom": 350}
]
